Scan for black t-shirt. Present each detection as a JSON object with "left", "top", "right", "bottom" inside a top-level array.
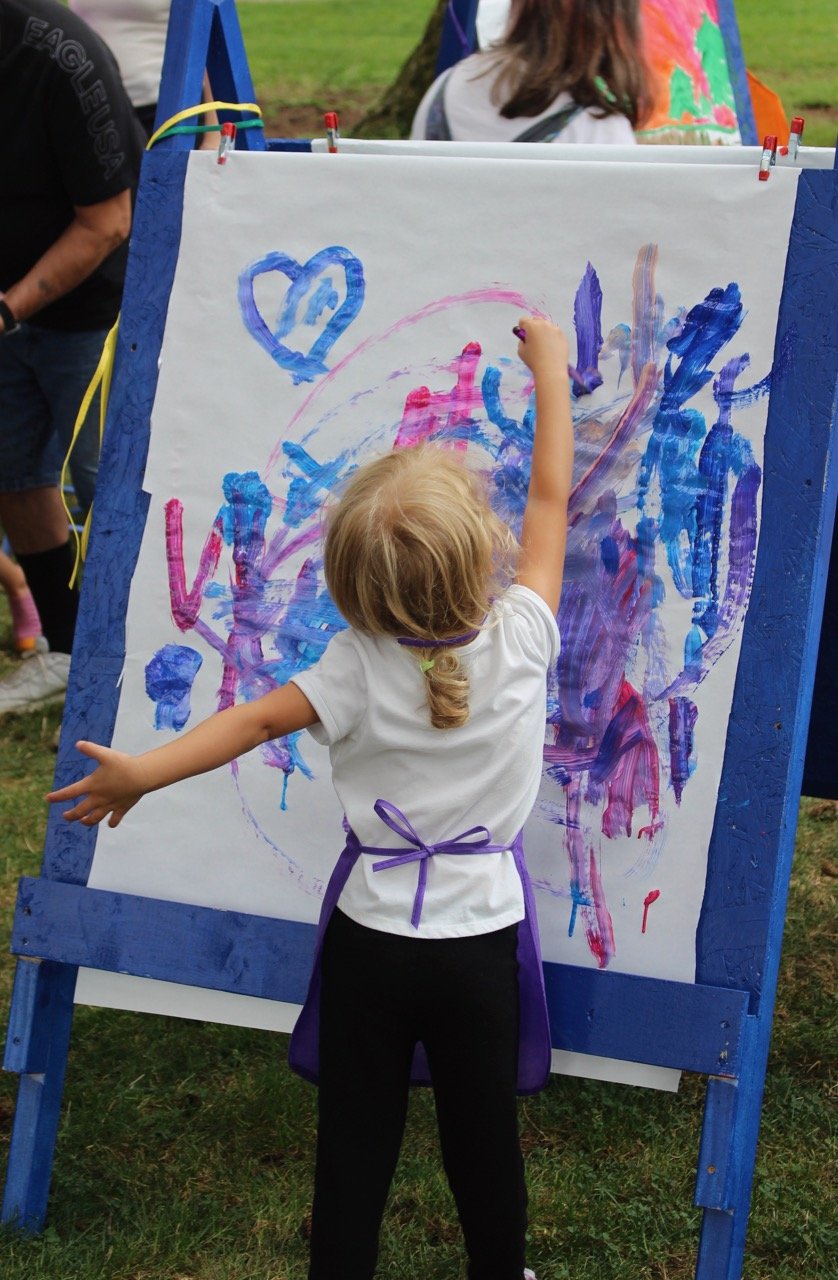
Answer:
[{"left": 0, "top": 0, "right": 145, "bottom": 330}]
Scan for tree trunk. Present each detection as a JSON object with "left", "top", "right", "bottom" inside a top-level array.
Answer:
[{"left": 354, "top": 0, "right": 447, "bottom": 139}]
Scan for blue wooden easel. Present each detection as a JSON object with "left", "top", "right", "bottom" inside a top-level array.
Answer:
[{"left": 3, "top": 5, "right": 836, "bottom": 1278}]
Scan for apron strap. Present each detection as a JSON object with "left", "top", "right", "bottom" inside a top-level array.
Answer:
[{"left": 350, "top": 798, "right": 509, "bottom": 928}]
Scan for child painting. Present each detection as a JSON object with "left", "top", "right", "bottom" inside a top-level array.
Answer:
[{"left": 49, "top": 317, "right": 573, "bottom": 1280}]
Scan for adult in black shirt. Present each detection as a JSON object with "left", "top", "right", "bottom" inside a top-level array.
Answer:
[{"left": 0, "top": 0, "right": 144, "bottom": 715}]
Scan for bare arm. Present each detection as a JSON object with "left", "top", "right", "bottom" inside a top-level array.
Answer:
[
  {"left": 515, "top": 317, "right": 574, "bottom": 615},
  {"left": 0, "top": 191, "right": 132, "bottom": 329},
  {"left": 47, "top": 682, "right": 319, "bottom": 828}
]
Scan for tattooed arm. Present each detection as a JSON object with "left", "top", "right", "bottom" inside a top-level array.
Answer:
[{"left": 0, "top": 191, "right": 132, "bottom": 330}]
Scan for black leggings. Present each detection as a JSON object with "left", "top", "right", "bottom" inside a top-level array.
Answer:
[{"left": 308, "top": 909, "right": 526, "bottom": 1280}]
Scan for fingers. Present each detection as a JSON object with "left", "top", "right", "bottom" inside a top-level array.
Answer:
[
  {"left": 75, "top": 739, "right": 113, "bottom": 765},
  {"left": 62, "top": 799, "right": 120, "bottom": 827},
  {"left": 46, "top": 741, "right": 115, "bottom": 810},
  {"left": 46, "top": 778, "right": 90, "bottom": 803},
  {"left": 516, "top": 316, "right": 569, "bottom": 371}
]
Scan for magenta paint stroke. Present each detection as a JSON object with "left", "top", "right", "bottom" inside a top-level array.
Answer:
[{"left": 158, "top": 244, "right": 768, "bottom": 956}]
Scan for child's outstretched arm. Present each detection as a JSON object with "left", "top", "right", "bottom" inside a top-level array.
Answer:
[
  {"left": 515, "top": 316, "right": 573, "bottom": 615},
  {"left": 46, "top": 683, "right": 319, "bottom": 828}
]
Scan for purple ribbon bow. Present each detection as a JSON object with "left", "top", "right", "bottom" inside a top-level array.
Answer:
[{"left": 352, "top": 798, "right": 508, "bottom": 929}]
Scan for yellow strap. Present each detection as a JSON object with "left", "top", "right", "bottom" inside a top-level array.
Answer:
[
  {"left": 61, "top": 317, "right": 120, "bottom": 586},
  {"left": 60, "top": 101, "right": 263, "bottom": 585},
  {"left": 146, "top": 100, "right": 262, "bottom": 150}
]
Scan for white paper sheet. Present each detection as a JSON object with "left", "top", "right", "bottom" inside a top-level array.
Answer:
[{"left": 77, "top": 151, "right": 800, "bottom": 1089}]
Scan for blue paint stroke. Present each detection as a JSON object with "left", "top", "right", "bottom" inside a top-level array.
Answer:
[
  {"left": 145, "top": 644, "right": 203, "bottom": 731},
  {"left": 238, "top": 246, "right": 365, "bottom": 384},
  {"left": 303, "top": 277, "right": 339, "bottom": 325}
]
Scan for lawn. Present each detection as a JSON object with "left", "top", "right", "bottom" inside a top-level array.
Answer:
[
  {"left": 231, "top": 0, "right": 838, "bottom": 145},
  {"left": 1, "top": 2, "right": 836, "bottom": 1278}
]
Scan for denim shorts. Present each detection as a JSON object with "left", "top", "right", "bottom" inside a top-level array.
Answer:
[{"left": 0, "top": 323, "right": 108, "bottom": 515}]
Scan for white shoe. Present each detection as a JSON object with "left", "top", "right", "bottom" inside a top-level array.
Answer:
[
  {"left": 524, "top": 1271, "right": 537, "bottom": 1279},
  {"left": 0, "top": 649, "right": 71, "bottom": 715}
]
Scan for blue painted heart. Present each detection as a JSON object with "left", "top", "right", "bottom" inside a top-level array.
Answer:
[{"left": 238, "top": 246, "right": 365, "bottom": 385}]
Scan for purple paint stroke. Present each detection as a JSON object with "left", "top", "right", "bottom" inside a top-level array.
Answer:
[
  {"left": 572, "top": 262, "right": 604, "bottom": 398},
  {"left": 668, "top": 697, "right": 698, "bottom": 804}
]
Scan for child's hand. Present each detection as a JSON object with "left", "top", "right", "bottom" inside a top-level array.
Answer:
[
  {"left": 515, "top": 316, "right": 569, "bottom": 380},
  {"left": 46, "top": 741, "right": 146, "bottom": 829}
]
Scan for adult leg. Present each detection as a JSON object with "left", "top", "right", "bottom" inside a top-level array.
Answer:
[
  {"left": 31, "top": 325, "right": 108, "bottom": 520},
  {"left": 309, "top": 910, "right": 417, "bottom": 1280},
  {"left": 421, "top": 925, "right": 527, "bottom": 1280}
]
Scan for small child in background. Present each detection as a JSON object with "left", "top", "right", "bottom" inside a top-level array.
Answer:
[
  {"left": 49, "top": 317, "right": 574, "bottom": 1280},
  {"left": 0, "top": 547, "right": 44, "bottom": 654}
]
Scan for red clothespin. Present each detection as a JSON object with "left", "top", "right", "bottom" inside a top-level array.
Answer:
[
  {"left": 324, "top": 111, "right": 340, "bottom": 154},
  {"left": 758, "top": 134, "right": 777, "bottom": 182},
  {"left": 787, "top": 116, "right": 805, "bottom": 161},
  {"left": 217, "top": 121, "right": 236, "bottom": 165}
]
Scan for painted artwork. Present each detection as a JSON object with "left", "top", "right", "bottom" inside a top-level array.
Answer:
[
  {"left": 476, "top": 0, "right": 744, "bottom": 144},
  {"left": 638, "top": 0, "right": 742, "bottom": 142},
  {"left": 76, "top": 150, "right": 799, "bottom": 1084}
]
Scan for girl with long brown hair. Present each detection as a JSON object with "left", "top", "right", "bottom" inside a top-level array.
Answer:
[{"left": 413, "top": 0, "right": 650, "bottom": 144}]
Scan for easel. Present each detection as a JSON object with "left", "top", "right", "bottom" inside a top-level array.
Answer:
[{"left": 3, "top": 5, "right": 836, "bottom": 1279}]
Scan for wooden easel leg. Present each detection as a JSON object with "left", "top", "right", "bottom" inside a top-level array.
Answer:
[
  {"left": 2, "top": 959, "right": 78, "bottom": 1232},
  {"left": 694, "top": 1020, "right": 767, "bottom": 1279}
]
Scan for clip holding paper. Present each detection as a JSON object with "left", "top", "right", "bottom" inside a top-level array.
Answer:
[
  {"left": 324, "top": 111, "right": 340, "bottom": 154},
  {"left": 217, "top": 121, "right": 236, "bottom": 165},
  {"left": 758, "top": 135, "right": 777, "bottom": 182},
  {"left": 787, "top": 116, "right": 805, "bottom": 161}
]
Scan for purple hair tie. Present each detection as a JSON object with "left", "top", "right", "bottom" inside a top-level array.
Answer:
[{"left": 396, "top": 628, "right": 480, "bottom": 649}]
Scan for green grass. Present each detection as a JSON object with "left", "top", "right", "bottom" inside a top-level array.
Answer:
[
  {"left": 737, "top": 0, "right": 838, "bottom": 145},
  {"left": 0, "top": 593, "right": 836, "bottom": 1277},
  {"left": 237, "top": 0, "right": 432, "bottom": 126},
  {"left": 234, "top": 0, "right": 837, "bottom": 146}
]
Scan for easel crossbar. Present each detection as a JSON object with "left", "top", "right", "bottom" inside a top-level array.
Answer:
[{"left": 10, "top": 876, "right": 748, "bottom": 1077}]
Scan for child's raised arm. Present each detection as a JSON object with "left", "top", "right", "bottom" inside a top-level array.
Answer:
[
  {"left": 514, "top": 317, "right": 573, "bottom": 615},
  {"left": 46, "top": 682, "right": 319, "bottom": 829}
]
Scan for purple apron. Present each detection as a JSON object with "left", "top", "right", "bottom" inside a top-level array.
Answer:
[{"left": 288, "top": 800, "right": 551, "bottom": 1095}]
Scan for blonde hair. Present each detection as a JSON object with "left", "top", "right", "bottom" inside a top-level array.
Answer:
[{"left": 324, "top": 445, "right": 517, "bottom": 729}]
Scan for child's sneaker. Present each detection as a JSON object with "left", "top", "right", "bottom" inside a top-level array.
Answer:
[
  {"left": 524, "top": 1270, "right": 537, "bottom": 1279},
  {"left": 8, "top": 587, "right": 44, "bottom": 653}
]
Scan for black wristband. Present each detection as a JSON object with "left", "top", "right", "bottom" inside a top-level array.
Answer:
[{"left": 0, "top": 297, "right": 19, "bottom": 334}]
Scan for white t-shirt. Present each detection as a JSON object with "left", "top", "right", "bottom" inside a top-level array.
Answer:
[
  {"left": 292, "top": 585, "right": 559, "bottom": 939},
  {"left": 70, "top": 0, "right": 170, "bottom": 109},
  {"left": 411, "top": 52, "right": 636, "bottom": 146}
]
